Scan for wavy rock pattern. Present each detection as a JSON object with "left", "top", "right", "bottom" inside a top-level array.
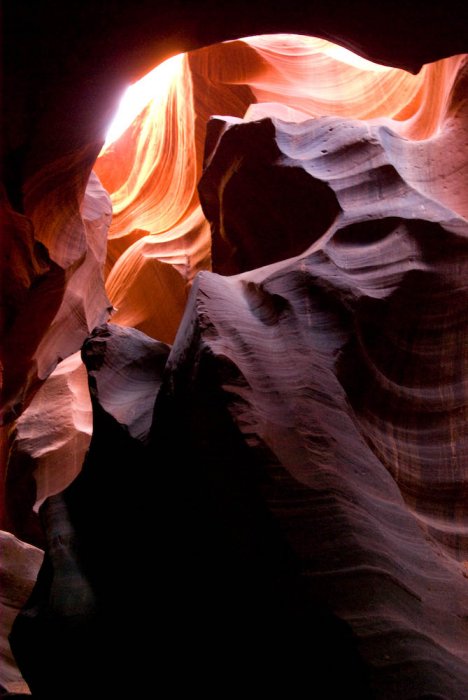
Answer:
[
  {"left": 241, "top": 35, "right": 464, "bottom": 139},
  {"left": 199, "top": 116, "right": 343, "bottom": 273},
  {"left": 105, "top": 206, "right": 211, "bottom": 343},
  {"left": 199, "top": 91, "right": 468, "bottom": 555},
  {"left": 201, "top": 56, "right": 468, "bottom": 269},
  {"left": 1, "top": 171, "right": 112, "bottom": 426},
  {"left": 31, "top": 172, "right": 113, "bottom": 382},
  {"left": 6, "top": 352, "right": 91, "bottom": 545},
  {"left": 11, "top": 94, "right": 468, "bottom": 697},
  {"left": 3, "top": 35, "right": 457, "bottom": 416},
  {"left": 3, "top": 19, "right": 468, "bottom": 697},
  {"left": 159, "top": 232, "right": 468, "bottom": 695},
  {"left": 82, "top": 323, "right": 170, "bottom": 444},
  {"left": 94, "top": 56, "right": 197, "bottom": 240},
  {"left": 9, "top": 325, "right": 172, "bottom": 698},
  {"left": 93, "top": 46, "right": 254, "bottom": 344},
  {"left": 93, "top": 38, "right": 463, "bottom": 348}
]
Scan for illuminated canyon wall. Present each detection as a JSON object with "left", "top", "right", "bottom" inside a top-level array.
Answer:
[{"left": 2, "top": 3, "right": 468, "bottom": 698}]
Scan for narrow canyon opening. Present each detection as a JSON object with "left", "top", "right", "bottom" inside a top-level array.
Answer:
[{"left": 94, "top": 35, "right": 463, "bottom": 346}]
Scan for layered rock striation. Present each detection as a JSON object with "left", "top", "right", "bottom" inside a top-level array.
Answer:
[
  {"left": 2, "top": 9, "right": 468, "bottom": 696},
  {"left": 11, "top": 69, "right": 468, "bottom": 696}
]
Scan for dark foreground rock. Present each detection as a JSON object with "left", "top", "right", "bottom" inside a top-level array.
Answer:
[{"left": 10, "top": 110, "right": 468, "bottom": 697}]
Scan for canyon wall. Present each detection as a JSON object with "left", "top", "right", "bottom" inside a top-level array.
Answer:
[{"left": 2, "top": 3, "right": 468, "bottom": 697}]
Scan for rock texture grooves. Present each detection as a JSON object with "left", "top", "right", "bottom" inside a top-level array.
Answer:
[
  {"left": 6, "top": 352, "right": 91, "bottom": 545},
  {"left": 11, "top": 106, "right": 468, "bottom": 696},
  {"left": 3, "top": 6, "right": 468, "bottom": 696},
  {"left": 2, "top": 33, "right": 464, "bottom": 431},
  {"left": 92, "top": 37, "right": 463, "bottom": 352},
  {"left": 82, "top": 323, "right": 170, "bottom": 445},
  {"left": 1, "top": 172, "right": 112, "bottom": 425},
  {"left": 10, "top": 325, "right": 171, "bottom": 698}
]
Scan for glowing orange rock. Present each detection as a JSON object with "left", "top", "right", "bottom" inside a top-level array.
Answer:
[
  {"left": 4, "top": 31, "right": 468, "bottom": 700},
  {"left": 94, "top": 54, "right": 212, "bottom": 343},
  {"left": 3, "top": 37, "right": 467, "bottom": 540},
  {"left": 95, "top": 55, "right": 197, "bottom": 240},
  {"left": 106, "top": 206, "right": 210, "bottom": 343},
  {"left": 240, "top": 35, "right": 463, "bottom": 139},
  {"left": 0, "top": 171, "right": 112, "bottom": 425},
  {"left": 94, "top": 38, "right": 466, "bottom": 337}
]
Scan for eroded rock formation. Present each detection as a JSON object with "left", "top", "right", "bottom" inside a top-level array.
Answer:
[
  {"left": 2, "top": 4, "right": 468, "bottom": 697},
  {"left": 0, "top": 532, "right": 43, "bottom": 695},
  {"left": 2, "top": 33, "right": 464, "bottom": 428},
  {"left": 90, "top": 37, "right": 466, "bottom": 348},
  {"left": 10, "top": 325, "right": 172, "bottom": 698},
  {"left": 10, "top": 60, "right": 468, "bottom": 698},
  {"left": 1, "top": 172, "right": 112, "bottom": 425},
  {"left": 6, "top": 352, "right": 91, "bottom": 545}
]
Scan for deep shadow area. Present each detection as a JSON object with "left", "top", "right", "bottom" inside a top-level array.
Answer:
[
  {"left": 199, "top": 118, "right": 341, "bottom": 274},
  {"left": 10, "top": 325, "right": 372, "bottom": 698}
]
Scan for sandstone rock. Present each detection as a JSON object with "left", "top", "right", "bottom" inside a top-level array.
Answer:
[
  {"left": 3, "top": 9, "right": 468, "bottom": 697},
  {"left": 199, "top": 56, "right": 468, "bottom": 276},
  {"left": 3, "top": 37, "right": 462, "bottom": 431},
  {"left": 82, "top": 323, "right": 170, "bottom": 444},
  {"left": 3, "top": 5, "right": 466, "bottom": 414},
  {"left": 0, "top": 531, "right": 42, "bottom": 694},
  {"left": 6, "top": 352, "right": 91, "bottom": 545},
  {"left": 94, "top": 55, "right": 197, "bottom": 241},
  {"left": 105, "top": 206, "right": 211, "bottom": 344},
  {"left": 155, "top": 237, "right": 468, "bottom": 696},
  {"left": 93, "top": 38, "right": 461, "bottom": 345},
  {"left": 241, "top": 35, "right": 463, "bottom": 140},
  {"left": 0, "top": 172, "right": 112, "bottom": 426},
  {"left": 11, "top": 160, "right": 468, "bottom": 696},
  {"left": 10, "top": 324, "right": 171, "bottom": 698},
  {"left": 0, "top": 191, "right": 63, "bottom": 426},
  {"left": 199, "top": 116, "right": 342, "bottom": 273}
]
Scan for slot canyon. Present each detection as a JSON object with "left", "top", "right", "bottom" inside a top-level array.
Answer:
[{"left": 1, "top": 2, "right": 468, "bottom": 697}]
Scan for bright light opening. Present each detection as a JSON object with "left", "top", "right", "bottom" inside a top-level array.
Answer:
[
  {"left": 103, "top": 53, "right": 185, "bottom": 149},
  {"left": 323, "top": 44, "right": 393, "bottom": 72}
]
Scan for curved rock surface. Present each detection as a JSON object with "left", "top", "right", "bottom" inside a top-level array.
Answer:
[
  {"left": 1, "top": 171, "right": 112, "bottom": 426},
  {"left": 105, "top": 206, "right": 211, "bottom": 343},
  {"left": 11, "top": 103, "right": 468, "bottom": 697},
  {"left": 82, "top": 323, "right": 170, "bottom": 445},
  {"left": 0, "top": 532, "right": 43, "bottom": 695},
  {"left": 3, "top": 35, "right": 464, "bottom": 430},
  {"left": 2, "top": 7, "right": 468, "bottom": 697},
  {"left": 93, "top": 37, "right": 464, "bottom": 348},
  {"left": 6, "top": 352, "right": 91, "bottom": 545},
  {"left": 10, "top": 324, "right": 172, "bottom": 698},
  {"left": 200, "top": 57, "right": 468, "bottom": 271},
  {"left": 199, "top": 82, "right": 468, "bottom": 560},
  {"left": 241, "top": 35, "right": 463, "bottom": 140}
]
